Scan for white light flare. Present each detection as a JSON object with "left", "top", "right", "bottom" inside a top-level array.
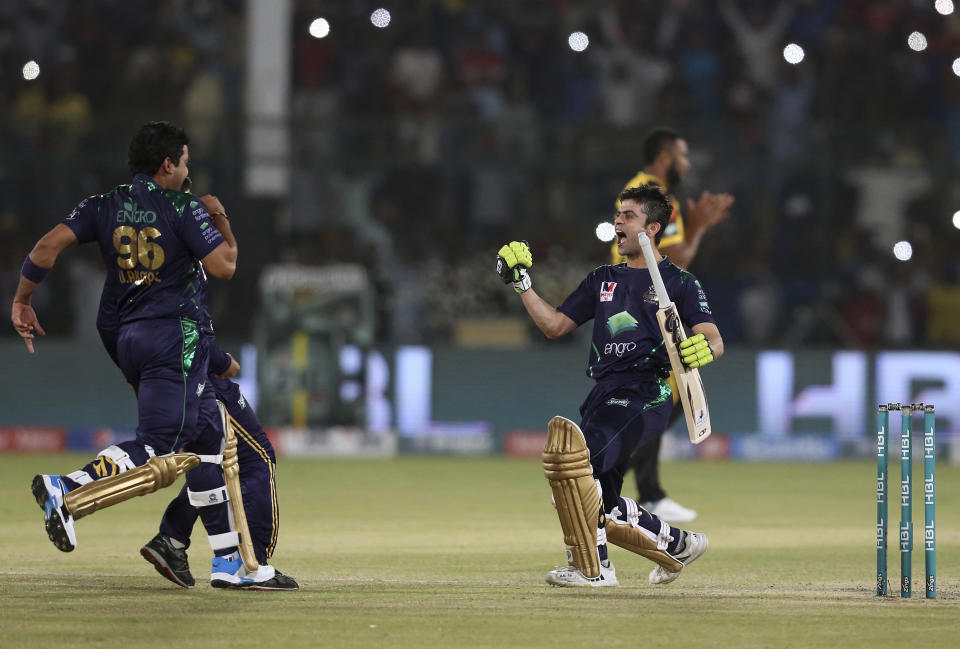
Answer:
[
  {"left": 568, "top": 31, "right": 589, "bottom": 52},
  {"left": 907, "top": 31, "right": 928, "bottom": 52},
  {"left": 783, "top": 43, "right": 805, "bottom": 64},
  {"left": 893, "top": 241, "right": 913, "bottom": 262},
  {"left": 371, "top": 8, "right": 391, "bottom": 28},
  {"left": 22, "top": 60, "right": 40, "bottom": 80},
  {"left": 309, "top": 17, "right": 330, "bottom": 38},
  {"left": 596, "top": 222, "right": 616, "bottom": 242}
]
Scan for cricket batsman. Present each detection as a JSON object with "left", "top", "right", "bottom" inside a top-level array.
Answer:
[{"left": 496, "top": 184, "right": 722, "bottom": 586}]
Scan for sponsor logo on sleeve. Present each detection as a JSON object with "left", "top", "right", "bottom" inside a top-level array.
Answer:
[
  {"left": 201, "top": 226, "right": 222, "bottom": 244},
  {"left": 67, "top": 198, "right": 89, "bottom": 220}
]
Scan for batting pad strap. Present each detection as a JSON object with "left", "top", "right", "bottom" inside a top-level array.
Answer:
[
  {"left": 604, "top": 519, "right": 682, "bottom": 572},
  {"left": 619, "top": 497, "right": 641, "bottom": 526},
  {"left": 187, "top": 486, "right": 230, "bottom": 508},
  {"left": 66, "top": 470, "right": 93, "bottom": 486},
  {"left": 208, "top": 531, "right": 240, "bottom": 551},
  {"left": 96, "top": 445, "right": 139, "bottom": 472}
]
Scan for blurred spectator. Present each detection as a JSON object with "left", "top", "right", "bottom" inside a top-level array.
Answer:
[
  {"left": 719, "top": 0, "right": 795, "bottom": 92},
  {"left": 390, "top": 26, "right": 445, "bottom": 162},
  {"left": 593, "top": 4, "right": 671, "bottom": 129},
  {"left": 457, "top": 28, "right": 506, "bottom": 119},
  {"left": 4, "top": 0, "right": 960, "bottom": 349}
]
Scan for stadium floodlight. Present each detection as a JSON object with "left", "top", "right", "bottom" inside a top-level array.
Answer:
[
  {"left": 908, "top": 31, "right": 928, "bottom": 52},
  {"left": 953, "top": 210, "right": 960, "bottom": 229},
  {"left": 935, "top": 0, "right": 954, "bottom": 16},
  {"left": 371, "top": 8, "right": 391, "bottom": 28},
  {"left": 309, "top": 17, "right": 330, "bottom": 38},
  {"left": 22, "top": 60, "right": 40, "bottom": 81},
  {"left": 595, "top": 222, "right": 616, "bottom": 243},
  {"left": 783, "top": 43, "right": 805, "bottom": 64},
  {"left": 893, "top": 241, "right": 913, "bottom": 262},
  {"left": 568, "top": 31, "right": 589, "bottom": 52},
  {"left": 953, "top": 57, "right": 960, "bottom": 77}
]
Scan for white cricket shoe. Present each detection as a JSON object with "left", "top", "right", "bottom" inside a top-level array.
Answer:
[
  {"left": 546, "top": 561, "right": 618, "bottom": 588},
  {"left": 642, "top": 497, "right": 697, "bottom": 523},
  {"left": 31, "top": 474, "right": 77, "bottom": 552},
  {"left": 210, "top": 555, "right": 300, "bottom": 590},
  {"left": 649, "top": 531, "right": 709, "bottom": 585}
]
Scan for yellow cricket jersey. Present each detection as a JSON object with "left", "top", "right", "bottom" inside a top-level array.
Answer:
[{"left": 611, "top": 171, "right": 684, "bottom": 264}]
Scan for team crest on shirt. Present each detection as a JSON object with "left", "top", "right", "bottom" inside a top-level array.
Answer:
[
  {"left": 600, "top": 281, "right": 617, "bottom": 302},
  {"left": 644, "top": 285, "right": 658, "bottom": 303}
]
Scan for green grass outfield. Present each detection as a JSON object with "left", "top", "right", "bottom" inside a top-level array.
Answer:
[{"left": 1, "top": 453, "right": 958, "bottom": 648}]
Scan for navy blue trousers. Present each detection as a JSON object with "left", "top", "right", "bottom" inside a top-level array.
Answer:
[
  {"left": 159, "top": 376, "right": 279, "bottom": 563},
  {"left": 71, "top": 319, "right": 233, "bottom": 551},
  {"left": 578, "top": 377, "right": 673, "bottom": 515}
]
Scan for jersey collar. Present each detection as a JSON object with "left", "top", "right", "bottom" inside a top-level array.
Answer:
[{"left": 133, "top": 173, "right": 160, "bottom": 192}]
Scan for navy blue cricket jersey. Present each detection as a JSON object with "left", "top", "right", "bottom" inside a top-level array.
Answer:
[
  {"left": 557, "top": 259, "right": 715, "bottom": 388},
  {"left": 62, "top": 173, "right": 224, "bottom": 326}
]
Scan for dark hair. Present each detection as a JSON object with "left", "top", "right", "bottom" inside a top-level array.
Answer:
[
  {"left": 617, "top": 184, "right": 672, "bottom": 244},
  {"left": 642, "top": 126, "right": 681, "bottom": 166},
  {"left": 127, "top": 121, "right": 189, "bottom": 176}
]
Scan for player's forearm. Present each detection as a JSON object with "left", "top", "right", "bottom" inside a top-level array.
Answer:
[
  {"left": 13, "top": 275, "right": 38, "bottom": 304},
  {"left": 692, "top": 323, "right": 723, "bottom": 360},
  {"left": 26, "top": 230, "right": 66, "bottom": 269},
  {"left": 16, "top": 226, "right": 75, "bottom": 302},
  {"left": 210, "top": 214, "right": 238, "bottom": 263},
  {"left": 519, "top": 289, "right": 573, "bottom": 339},
  {"left": 708, "top": 335, "right": 724, "bottom": 360}
]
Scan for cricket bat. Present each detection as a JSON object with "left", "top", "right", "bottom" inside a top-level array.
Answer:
[{"left": 638, "top": 232, "right": 711, "bottom": 444}]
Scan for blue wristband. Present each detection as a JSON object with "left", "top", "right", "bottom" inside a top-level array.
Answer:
[{"left": 21, "top": 256, "right": 50, "bottom": 284}]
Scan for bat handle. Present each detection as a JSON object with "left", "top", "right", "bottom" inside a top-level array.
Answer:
[{"left": 638, "top": 233, "right": 671, "bottom": 309}]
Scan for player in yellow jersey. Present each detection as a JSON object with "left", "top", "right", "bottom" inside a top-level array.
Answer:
[{"left": 615, "top": 127, "right": 733, "bottom": 522}]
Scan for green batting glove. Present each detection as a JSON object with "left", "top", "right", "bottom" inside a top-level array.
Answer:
[
  {"left": 679, "top": 333, "right": 714, "bottom": 368},
  {"left": 496, "top": 241, "right": 533, "bottom": 293}
]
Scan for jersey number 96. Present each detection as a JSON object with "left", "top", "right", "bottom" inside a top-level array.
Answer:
[{"left": 112, "top": 226, "right": 165, "bottom": 270}]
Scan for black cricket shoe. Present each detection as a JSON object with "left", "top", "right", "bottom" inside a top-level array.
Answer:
[
  {"left": 140, "top": 533, "right": 195, "bottom": 588},
  {"left": 237, "top": 570, "right": 300, "bottom": 591}
]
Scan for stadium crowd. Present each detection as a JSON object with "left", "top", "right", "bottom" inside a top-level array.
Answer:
[{"left": 2, "top": 0, "right": 960, "bottom": 347}]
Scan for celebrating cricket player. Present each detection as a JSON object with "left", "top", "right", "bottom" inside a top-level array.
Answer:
[{"left": 496, "top": 184, "right": 722, "bottom": 586}]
